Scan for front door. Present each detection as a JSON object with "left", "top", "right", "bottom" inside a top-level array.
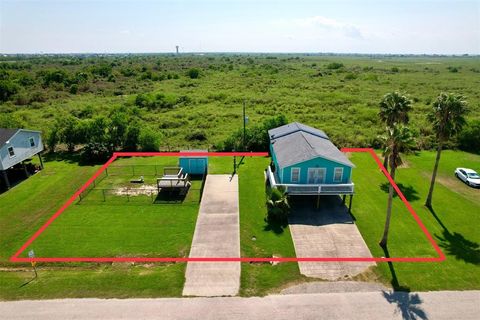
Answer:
[{"left": 308, "top": 168, "right": 325, "bottom": 184}]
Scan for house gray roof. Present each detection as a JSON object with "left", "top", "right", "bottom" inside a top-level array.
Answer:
[
  {"left": 0, "top": 128, "right": 19, "bottom": 149},
  {"left": 269, "top": 122, "right": 354, "bottom": 168},
  {"left": 268, "top": 122, "right": 329, "bottom": 140}
]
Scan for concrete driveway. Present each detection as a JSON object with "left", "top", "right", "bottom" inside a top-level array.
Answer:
[
  {"left": 182, "top": 175, "right": 240, "bottom": 297},
  {"left": 289, "top": 196, "right": 375, "bottom": 280}
]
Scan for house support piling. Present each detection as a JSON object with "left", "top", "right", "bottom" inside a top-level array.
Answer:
[
  {"left": 1, "top": 170, "right": 10, "bottom": 190},
  {"left": 348, "top": 194, "right": 353, "bottom": 213},
  {"left": 38, "top": 153, "right": 44, "bottom": 169},
  {"left": 22, "top": 162, "right": 30, "bottom": 178}
]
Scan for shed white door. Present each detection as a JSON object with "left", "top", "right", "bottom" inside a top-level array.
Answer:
[{"left": 308, "top": 168, "right": 325, "bottom": 184}]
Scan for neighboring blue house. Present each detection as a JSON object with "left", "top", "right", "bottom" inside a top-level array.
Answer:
[
  {"left": 267, "top": 122, "right": 354, "bottom": 197},
  {"left": 0, "top": 128, "right": 44, "bottom": 190}
]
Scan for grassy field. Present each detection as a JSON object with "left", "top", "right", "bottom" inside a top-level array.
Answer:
[
  {"left": 0, "top": 150, "right": 478, "bottom": 299},
  {"left": 1, "top": 55, "right": 479, "bottom": 150}
]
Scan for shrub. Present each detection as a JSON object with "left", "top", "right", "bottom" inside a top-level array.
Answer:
[
  {"left": 82, "top": 142, "right": 110, "bottom": 163},
  {"left": 344, "top": 73, "right": 357, "bottom": 80},
  {"left": 124, "top": 123, "right": 140, "bottom": 151},
  {"left": 187, "top": 68, "right": 200, "bottom": 79},
  {"left": 458, "top": 120, "right": 480, "bottom": 153},
  {"left": 222, "top": 114, "right": 288, "bottom": 151},
  {"left": 139, "top": 127, "right": 160, "bottom": 151},
  {"left": 69, "top": 84, "right": 78, "bottom": 94},
  {"left": 0, "top": 80, "right": 19, "bottom": 102},
  {"left": 326, "top": 62, "right": 344, "bottom": 70}
]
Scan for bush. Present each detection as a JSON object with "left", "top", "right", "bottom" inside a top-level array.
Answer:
[
  {"left": 222, "top": 114, "right": 288, "bottom": 151},
  {"left": 186, "top": 130, "right": 207, "bottom": 141},
  {"left": 138, "top": 127, "right": 160, "bottom": 151},
  {"left": 69, "top": 84, "right": 78, "bottom": 94},
  {"left": 344, "top": 73, "right": 357, "bottom": 80},
  {"left": 326, "top": 62, "right": 344, "bottom": 70},
  {"left": 187, "top": 68, "right": 200, "bottom": 79},
  {"left": 458, "top": 120, "right": 480, "bottom": 153},
  {"left": 82, "top": 142, "right": 110, "bottom": 163},
  {"left": 0, "top": 80, "right": 19, "bottom": 102}
]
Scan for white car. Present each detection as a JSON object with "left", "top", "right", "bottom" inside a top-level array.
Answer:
[{"left": 455, "top": 168, "right": 480, "bottom": 188}]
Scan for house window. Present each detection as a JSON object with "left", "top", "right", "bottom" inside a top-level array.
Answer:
[
  {"left": 8, "top": 146, "right": 15, "bottom": 157},
  {"left": 29, "top": 137, "right": 36, "bottom": 147},
  {"left": 334, "top": 167, "right": 343, "bottom": 182},
  {"left": 291, "top": 168, "right": 300, "bottom": 183}
]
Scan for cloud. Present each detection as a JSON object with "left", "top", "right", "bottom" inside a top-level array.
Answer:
[{"left": 279, "top": 16, "right": 364, "bottom": 39}]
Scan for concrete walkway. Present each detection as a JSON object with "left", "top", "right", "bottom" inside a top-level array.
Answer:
[
  {"left": 182, "top": 174, "right": 240, "bottom": 297},
  {"left": 289, "top": 196, "right": 375, "bottom": 280},
  {"left": 2, "top": 291, "right": 479, "bottom": 319}
]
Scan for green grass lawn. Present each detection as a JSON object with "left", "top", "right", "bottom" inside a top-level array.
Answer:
[
  {"left": 0, "top": 151, "right": 479, "bottom": 300},
  {"left": 350, "top": 151, "right": 480, "bottom": 291},
  {"left": 19, "top": 156, "right": 201, "bottom": 258}
]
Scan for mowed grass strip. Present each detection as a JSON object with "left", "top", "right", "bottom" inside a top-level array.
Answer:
[
  {"left": 0, "top": 264, "right": 186, "bottom": 300},
  {"left": 236, "top": 156, "right": 306, "bottom": 296}
]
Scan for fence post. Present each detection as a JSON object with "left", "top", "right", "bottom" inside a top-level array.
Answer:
[
  {"left": 105, "top": 168, "right": 108, "bottom": 176},
  {"left": 127, "top": 188, "right": 130, "bottom": 202},
  {"left": 102, "top": 189, "right": 106, "bottom": 202}
]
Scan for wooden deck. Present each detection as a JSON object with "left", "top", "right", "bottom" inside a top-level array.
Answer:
[{"left": 267, "top": 166, "right": 354, "bottom": 195}]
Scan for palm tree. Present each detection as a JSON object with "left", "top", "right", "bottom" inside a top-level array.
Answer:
[
  {"left": 379, "top": 92, "right": 413, "bottom": 169},
  {"left": 379, "top": 124, "right": 415, "bottom": 247},
  {"left": 266, "top": 187, "right": 290, "bottom": 224},
  {"left": 425, "top": 93, "right": 469, "bottom": 208}
]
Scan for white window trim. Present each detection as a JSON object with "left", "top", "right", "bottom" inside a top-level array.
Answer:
[
  {"left": 333, "top": 167, "right": 344, "bottom": 182},
  {"left": 29, "top": 136, "right": 36, "bottom": 148},
  {"left": 7, "top": 146, "right": 16, "bottom": 158},
  {"left": 291, "top": 167, "right": 301, "bottom": 183},
  {"left": 307, "top": 167, "right": 326, "bottom": 184}
]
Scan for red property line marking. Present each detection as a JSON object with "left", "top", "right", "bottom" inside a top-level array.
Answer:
[{"left": 10, "top": 149, "right": 445, "bottom": 263}]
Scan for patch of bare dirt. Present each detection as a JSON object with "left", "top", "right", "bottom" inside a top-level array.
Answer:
[{"left": 114, "top": 185, "right": 157, "bottom": 196}]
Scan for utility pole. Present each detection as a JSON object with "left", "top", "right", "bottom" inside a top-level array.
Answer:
[{"left": 243, "top": 100, "right": 246, "bottom": 151}]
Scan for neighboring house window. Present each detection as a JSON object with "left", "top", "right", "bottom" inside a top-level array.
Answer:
[
  {"left": 29, "top": 137, "right": 36, "bottom": 147},
  {"left": 8, "top": 146, "right": 15, "bottom": 157},
  {"left": 291, "top": 168, "right": 300, "bottom": 183},
  {"left": 334, "top": 167, "right": 343, "bottom": 182}
]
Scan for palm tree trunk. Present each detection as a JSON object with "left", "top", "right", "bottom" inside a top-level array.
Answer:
[
  {"left": 383, "top": 154, "right": 389, "bottom": 171},
  {"left": 425, "top": 141, "right": 442, "bottom": 208},
  {"left": 379, "top": 164, "right": 396, "bottom": 247}
]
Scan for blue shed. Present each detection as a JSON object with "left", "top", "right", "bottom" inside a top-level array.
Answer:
[
  {"left": 267, "top": 122, "right": 355, "bottom": 195},
  {"left": 179, "top": 150, "right": 208, "bottom": 175}
]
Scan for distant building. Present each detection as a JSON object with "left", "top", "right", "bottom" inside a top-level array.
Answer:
[
  {"left": 0, "top": 128, "right": 44, "bottom": 189},
  {"left": 176, "top": 45, "right": 179, "bottom": 54}
]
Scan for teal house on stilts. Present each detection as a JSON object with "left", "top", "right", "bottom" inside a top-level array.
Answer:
[{"left": 266, "top": 122, "right": 355, "bottom": 208}]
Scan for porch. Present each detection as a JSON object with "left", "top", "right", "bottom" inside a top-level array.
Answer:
[{"left": 266, "top": 165, "right": 354, "bottom": 195}]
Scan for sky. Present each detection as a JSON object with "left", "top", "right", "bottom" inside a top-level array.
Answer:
[{"left": 0, "top": 0, "right": 479, "bottom": 54}]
